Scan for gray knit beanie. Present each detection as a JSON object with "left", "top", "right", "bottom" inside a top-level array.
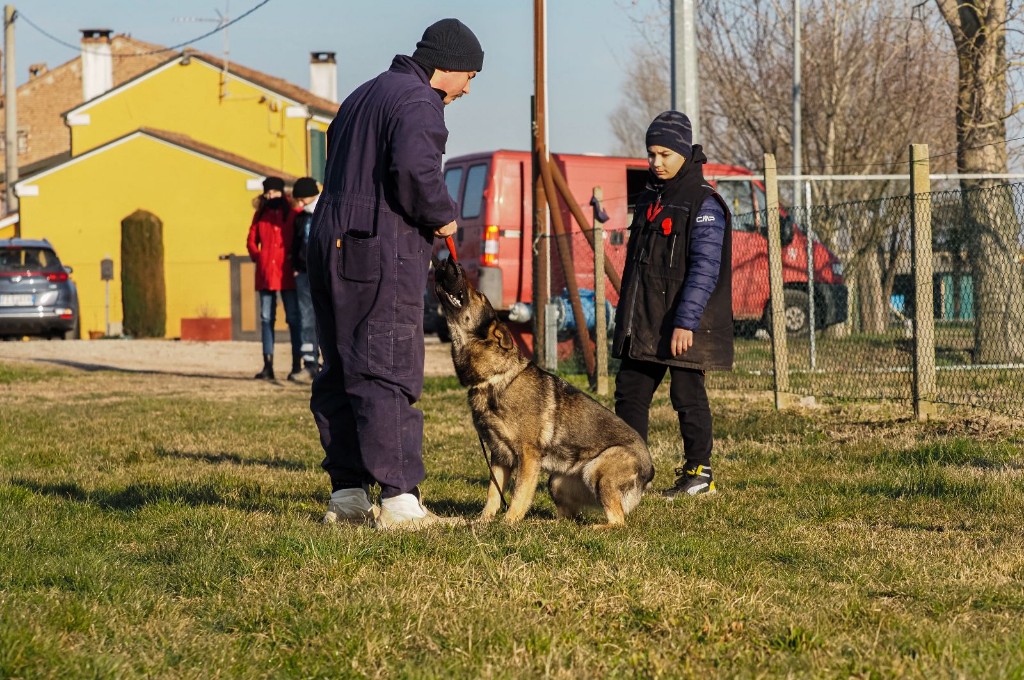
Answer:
[
  {"left": 645, "top": 111, "right": 693, "bottom": 159},
  {"left": 412, "top": 18, "right": 484, "bottom": 72}
]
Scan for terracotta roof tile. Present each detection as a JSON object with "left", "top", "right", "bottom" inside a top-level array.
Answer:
[{"left": 137, "top": 127, "right": 299, "bottom": 183}]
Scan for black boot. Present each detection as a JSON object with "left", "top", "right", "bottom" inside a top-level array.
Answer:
[
  {"left": 254, "top": 353, "right": 275, "bottom": 380},
  {"left": 287, "top": 353, "right": 302, "bottom": 381}
]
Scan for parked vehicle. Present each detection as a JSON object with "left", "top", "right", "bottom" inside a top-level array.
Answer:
[
  {"left": 0, "top": 238, "right": 80, "bottom": 340},
  {"left": 428, "top": 150, "right": 847, "bottom": 346}
]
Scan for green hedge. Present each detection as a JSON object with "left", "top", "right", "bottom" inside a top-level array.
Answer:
[{"left": 120, "top": 209, "right": 166, "bottom": 338}]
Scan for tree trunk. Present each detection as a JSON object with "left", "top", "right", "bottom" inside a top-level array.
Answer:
[
  {"left": 936, "top": 0, "right": 1024, "bottom": 362},
  {"left": 963, "top": 186, "right": 1024, "bottom": 361},
  {"left": 859, "top": 250, "right": 887, "bottom": 334}
]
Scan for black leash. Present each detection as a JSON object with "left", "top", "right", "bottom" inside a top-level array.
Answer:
[{"left": 477, "top": 434, "right": 509, "bottom": 511}]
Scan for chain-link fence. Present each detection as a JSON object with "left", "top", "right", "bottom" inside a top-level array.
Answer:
[
  {"left": 718, "top": 182, "right": 1024, "bottom": 419},
  {"left": 538, "top": 181, "right": 1024, "bottom": 421}
]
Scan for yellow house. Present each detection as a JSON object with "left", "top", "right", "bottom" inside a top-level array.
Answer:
[
  {"left": 63, "top": 51, "right": 336, "bottom": 180},
  {"left": 15, "top": 128, "right": 299, "bottom": 339},
  {"left": 11, "top": 43, "right": 339, "bottom": 340}
]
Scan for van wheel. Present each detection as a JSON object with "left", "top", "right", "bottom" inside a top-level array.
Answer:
[{"left": 762, "top": 289, "right": 810, "bottom": 336}]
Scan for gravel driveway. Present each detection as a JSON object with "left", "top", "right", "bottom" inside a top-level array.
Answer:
[{"left": 0, "top": 337, "right": 456, "bottom": 380}]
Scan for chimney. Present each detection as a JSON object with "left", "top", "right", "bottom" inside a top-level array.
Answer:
[
  {"left": 80, "top": 29, "right": 113, "bottom": 101},
  {"left": 309, "top": 52, "right": 337, "bottom": 103}
]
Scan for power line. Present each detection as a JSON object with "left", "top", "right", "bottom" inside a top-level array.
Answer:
[{"left": 17, "top": 0, "right": 272, "bottom": 58}]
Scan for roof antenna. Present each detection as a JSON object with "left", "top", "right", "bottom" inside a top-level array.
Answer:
[{"left": 174, "top": 0, "right": 231, "bottom": 100}]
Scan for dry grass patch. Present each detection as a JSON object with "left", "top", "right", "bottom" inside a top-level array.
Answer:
[{"left": 1, "top": 360, "right": 1022, "bottom": 678}]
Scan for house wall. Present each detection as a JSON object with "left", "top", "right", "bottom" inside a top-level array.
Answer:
[
  {"left": 69, "top": 59, "right": 329, "bottom": 179},
  {"left": 17, "top": 135, "right": 262, "bottom": 339}
]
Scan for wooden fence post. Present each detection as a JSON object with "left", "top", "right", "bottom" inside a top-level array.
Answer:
[
  {"left": 593, "top": 186, "right": 608, "bottom": 395},
  {"left": 910, "top": 144, "right": 937, "bottom": 420},
  {"left": 765, "top": 154, "right": 796, "bottom": 409}
]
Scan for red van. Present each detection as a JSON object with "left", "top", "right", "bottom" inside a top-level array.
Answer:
[{"left": 430, "top": 150, "right": 847, "bottom": 348}]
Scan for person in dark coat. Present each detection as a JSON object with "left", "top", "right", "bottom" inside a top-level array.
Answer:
[
  {"left": 246, "top": 176, "right": 301, "bottom": 381},
  {"left": 307, "top": 18, "right": 483, "bottom": 529},
  {"left": 289, "top": 176, "right": 321, "bottom": 383},
  {"left": 612, "top": 111, "right": 734, "bottom": 497}
]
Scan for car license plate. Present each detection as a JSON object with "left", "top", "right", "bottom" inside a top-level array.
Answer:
[{"left": 0, "top": 294, "right": 33, "bottom": 307}]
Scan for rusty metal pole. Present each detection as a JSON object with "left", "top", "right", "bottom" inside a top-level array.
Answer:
[
  {"left": 532, "top": 0, "right": 552, "bottom": 369},
  {"left": 549, "top": 160, "right": 621, "bottom": 294},
  {"left": 540, "top": 157, "right": 596, "bottom": 378}
]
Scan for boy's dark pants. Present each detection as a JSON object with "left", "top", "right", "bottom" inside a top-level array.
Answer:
[{"left": 614, "top": 357, "right": 712, "bottom": 467}]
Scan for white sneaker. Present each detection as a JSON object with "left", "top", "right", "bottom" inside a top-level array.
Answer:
[
  {"left": 375, "top": 493, "right": 461, "bottom": 530},
  {"left": 323, "top": 487, "right": 378, "bottom": 526}
]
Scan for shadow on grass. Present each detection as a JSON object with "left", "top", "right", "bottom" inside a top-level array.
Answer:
[
  {"left": 29, "top": 358, "right": 272, "bottom": 384},
  {"left": 10, "top": 477, "right": 295, "bottom": 514},
  {"left": 155, "top": 448, "right": 309, "bottom": 472},
  {"left": 873, "top": 439, "right": 1022, "bottom": 469}
]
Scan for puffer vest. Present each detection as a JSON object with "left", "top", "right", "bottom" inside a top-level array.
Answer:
[{"left": 612, "top": 157, "right": 734, "bottom": 371}]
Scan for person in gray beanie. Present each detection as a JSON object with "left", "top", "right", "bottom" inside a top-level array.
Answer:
[
  {"left": 612, "top": 110, "right": 734, "bottom": 500},
  {"left": 307, "top": 19, "right": 483, "bottom": 530}
]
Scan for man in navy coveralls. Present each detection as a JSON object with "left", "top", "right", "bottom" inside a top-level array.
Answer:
[{"left": 307, "top": 19, "right": 483, "bottom": 529}]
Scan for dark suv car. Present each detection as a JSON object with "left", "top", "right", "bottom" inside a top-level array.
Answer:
[{"left": 0, "top": 238, "right": 80, "bottom": 340}]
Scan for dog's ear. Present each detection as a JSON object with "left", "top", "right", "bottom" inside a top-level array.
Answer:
[
  {"left": 490, "top": 321, "right": 514, "bottom": 350},
  {"left": 430, "top": 254, "right": 442, "bottom": 271}
]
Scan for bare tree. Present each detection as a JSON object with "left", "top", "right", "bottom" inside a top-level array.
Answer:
[
  {"left": 612, "top": 0, "right": 959, "bottom": 333},
  {"left": 935, "top": 0, "right": 1024, "bottom": 362}
]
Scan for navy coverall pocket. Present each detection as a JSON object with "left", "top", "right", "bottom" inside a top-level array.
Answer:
[
  {"left": 339, "top": 231, "right": 380, "bottom": 282},
  {"left": 367, "top": 320, "right": 417, "bottom": 377}
]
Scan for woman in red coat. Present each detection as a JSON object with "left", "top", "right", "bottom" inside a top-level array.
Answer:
[{"left": 246, "top": 176, "right": 301, "bottom": 380}]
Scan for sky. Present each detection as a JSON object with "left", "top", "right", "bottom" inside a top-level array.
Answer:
[{"left": 15, "top": 0, "right": 657, "bottom": 160}]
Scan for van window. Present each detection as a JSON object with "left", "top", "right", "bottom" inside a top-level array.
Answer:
[
  {"left": 444, "top": 167, "right": 464, "bottom": 202},
  {"left": 716, "top": 180, "right": 767, "bottom": 233},
  {"left": 626, "top": 168, "right": 649, "bottom": 226},
  {"left": 462, "top": 163, "right": 488, "bottom": 219},
  {"left": 716, "top": 180, "right": 755, "bottom": 215}
]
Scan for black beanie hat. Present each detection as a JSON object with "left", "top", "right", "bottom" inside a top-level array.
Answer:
[
  {"left": 645, "top": 111, "right": 693, "bottom": 160},
  {"left": 292, "top": 177, "right": 320, "bottom": 199},
  {"left": 262, "top": 176, "right": 285, "bottom": 193},
  {"left": 412, "top": 18, "right": 484, "bottom": 72}
]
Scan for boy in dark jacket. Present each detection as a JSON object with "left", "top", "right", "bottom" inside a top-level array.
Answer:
[
  {"left": 612, "top": 111, "right": 734, "bottom": 497},
  {"left": 307, "top": 19, "right": 483, "bottom": 529}
]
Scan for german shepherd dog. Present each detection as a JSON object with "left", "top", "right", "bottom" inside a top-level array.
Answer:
[{"left": 433, "top": 257, "right": 655, "bottom": 526}]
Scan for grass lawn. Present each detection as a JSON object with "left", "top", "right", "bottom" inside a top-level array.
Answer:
[{"left": 1, "top": 360, "right": 1022, "bottom": 678}]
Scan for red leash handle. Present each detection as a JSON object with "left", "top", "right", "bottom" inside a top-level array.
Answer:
[{"left": 445, "top": 235, "right": 459, "bottom": 263}]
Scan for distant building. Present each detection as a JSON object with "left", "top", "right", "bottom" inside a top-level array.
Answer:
[{"left": 7, "top": 30, "right": 339, "bottom": 340}]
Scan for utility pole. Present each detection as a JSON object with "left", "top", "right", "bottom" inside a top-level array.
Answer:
[
  {"left": 532, "top": 0, "right": 553, "bottom": 369},
  {"left": 670, "top": 0, "right": 699, "bottom": 143},
  {"left": 4, "top": 5, "right": 18, "bottom": 222},
  {"left": 792, "top": 0, "right": 802, "bottom": 213}
]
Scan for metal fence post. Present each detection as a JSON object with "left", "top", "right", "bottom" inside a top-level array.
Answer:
[
  {"left": 910, "top": 144, "right": 937, "bottom": 420},
  {"left": 593, "top": 186, "right": 608, "bottom": 395},
  {"left": 765, "top": 154, "right": 796, "bottom": 409}
]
